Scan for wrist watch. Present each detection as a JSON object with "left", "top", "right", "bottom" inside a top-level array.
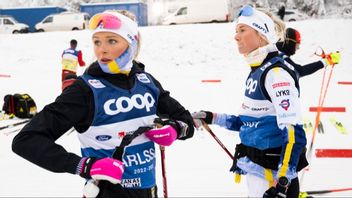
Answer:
[{"left": 278, "top": 176, "right": 290, "bottom": 188}]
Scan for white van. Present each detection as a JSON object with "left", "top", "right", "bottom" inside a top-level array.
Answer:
[
  {"left": 162, "top": 0, "right": 230, "bottom": 25},
  {"left": 35, "top": 12, "right": 90, "bottom": 32},
  {"left": 0, "top": 15, "right": 29, "bottom": 34}
]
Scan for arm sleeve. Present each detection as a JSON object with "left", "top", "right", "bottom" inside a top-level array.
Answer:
[
  {"left": 12, "top": 80, "right": 92, "bottom": 174},
  {"left": 264, "top": 67, "right": 307, "bottom": 180},
  {"left": 286, "top": 57, "right": 324, "bottom": 77},
  {"left": 213, "top": 113, "right": 242, "bottom": 131},
  {"left": 149, "top": 75, "right": 194, "bottom": 140},
  {"left": 297, "top": 60, "right": 324, "bottom": 77},
  {"left": 77, "top": 50, "right": 86, "bottom": 66}
]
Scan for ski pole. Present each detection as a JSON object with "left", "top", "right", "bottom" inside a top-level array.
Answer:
[
  {"left": 299, "top": 187, "right": 352, "bottom": 197},
  {"left": 0, "top": 119, "right": 30, "bottom": 130},
  {"left": 201, "top": 122, "right": 234, "bottom": 160},
  {"left": 160, "top": 146, "right": 168, "bottom": 198},
  {"left": 301, "top": 48, "right": 337, "bottom": 185}
]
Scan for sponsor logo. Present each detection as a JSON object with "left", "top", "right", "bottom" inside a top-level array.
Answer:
[
  {"left": 251, "top": 107, "right": 269, "bottom": 111},
  {"left": 272, "top": 82, "right": 290, "bottom": 89},
  {"left": 95, "top": 135, "right": 112, "bottom": 141},
  {"left": 246, "top": 78, "right": 257, "bottom": 95},
  {"left": 117, "top": 131, "right": 126, "bottom": 138},
  {"left": 88, "top": 79, "right": 106, "bottom": 88},
  {"left": 242, "top": 103, "right": 250, "bottom": 110},
  {"left": 243, "top": 121, "right": 260, "bottom": 128},
  {"left": 278, "top": 112, "right": 296, "bottom": 119},
  {"left": 276, "top": 90, "right": 290, "bottom": 97},
  {"left": 252, "top": 22, "right": 268, "bottom": 34},
  {"left": 260, "top": 61, "right": 273, "bottom": 71},
  {"left": 136, "top": 73, "right": 150, "bottom": 83},
  {"left": 123, "top": 148, "right": 155, "bottom": 167},
  {"left": 279, "top": 99, "right": 290, "bottom": 111},
  {"left": 153, "top": 133, "right": 170, "bottom": 138},
  {"left": 121, "top": 178, "right": 141, "bottom": 188},
  {"left": 117, "top": 130, "right": 136, "bottom": 139},
  {"left": 104, "top": 92, "right": 155, "bottom": 115}
]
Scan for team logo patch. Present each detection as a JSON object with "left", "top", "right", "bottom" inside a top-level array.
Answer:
[
  {"left": 95, "top": 135, "right": 112, "bottom": 141},
  {"left": 279, "top": 99, "right": 290, "bottom": 111},
  {"left": 88, "top": 79, "right": 106, "bottom": 88},
  {"left": 136, "top": 73, "right": 150, "bottom": 83}
]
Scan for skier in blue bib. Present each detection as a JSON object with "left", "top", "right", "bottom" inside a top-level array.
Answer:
[
  {"left": 193, "top": 5, "right": 309, "bottom": 198},
  {"left": 12, "top": 10, "right": 194, "bottom": 198}
]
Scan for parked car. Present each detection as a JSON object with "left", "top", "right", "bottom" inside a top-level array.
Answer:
[
  {"left": 162, "top": 0, "right": 230, "bottom": 25},
  {"left": 35, "top": 12, "right": 89, "bottom": 32},
  {"left": 0, "top": 15, "right": 29, "bottom": 34}
]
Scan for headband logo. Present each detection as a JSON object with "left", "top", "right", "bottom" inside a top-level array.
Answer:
[{"left": 252, "top": 22, "right": 268, "bottom": 34}]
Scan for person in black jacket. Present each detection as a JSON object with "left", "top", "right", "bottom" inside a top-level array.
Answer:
[
  {"left": 277, "top": 5, "right": 285, "bottom": 20},
  {"left": 276, "top": 27, "right": 340, "bottom": 78},
  {"left": 12, "top": 10, "right": 194, "bottom": 198}
]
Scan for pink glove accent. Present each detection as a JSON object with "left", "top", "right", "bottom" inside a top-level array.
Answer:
[
  {"left": 90, "top": 158, "right": 124, "bottom": 184},
  {"left": 145, "top": 125, "right": 178, "bottom": 146}
]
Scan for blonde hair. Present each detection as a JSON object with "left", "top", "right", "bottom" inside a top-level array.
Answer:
[
  {"left": 257, "top": 8, "right": 286, "bottom": 43},
  {"left": 107, "top": 9, "right": 141, "bottom": 60}
]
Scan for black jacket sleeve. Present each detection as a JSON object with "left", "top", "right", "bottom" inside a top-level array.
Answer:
[
  {"left": 286, "top": 57, "right": 324, "bottom": 78},
  {"left": 12, "top": 79, "right": 93, "bottom": 174},
  {"left": 148, "top": 74, "right": 194, "bottom": 140}
]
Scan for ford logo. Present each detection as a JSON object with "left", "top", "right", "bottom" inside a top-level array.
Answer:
[{"left": 95, "top": 135, "right": 112, "bottom": 141}]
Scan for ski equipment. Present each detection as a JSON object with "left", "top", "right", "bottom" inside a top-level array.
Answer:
[
  {"left": 301, "top": 47, "right": 338, "bottom": 186},
  {"left": 201, "top": 121, "right": 234, "bottom": 160},
  {"left": 299, "top": 187, "right": 352, "bottom": 197},
  {"left": 0, "top": 119, "right": 30, "bottom": 131},
  {"left": 2, "top": 94, "right": 37, "bottom": 118},
  {"left": 329, "top": 116, "right": 347, "bottom": 134}
]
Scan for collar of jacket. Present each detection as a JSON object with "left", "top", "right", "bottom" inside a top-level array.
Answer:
[{"left": 250, "top": 52, "right": 279, "bottom": 72}]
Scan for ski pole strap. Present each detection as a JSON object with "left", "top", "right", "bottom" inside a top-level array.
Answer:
[{"left": 112, "top": 126, "right": 154, "bottom": 160}]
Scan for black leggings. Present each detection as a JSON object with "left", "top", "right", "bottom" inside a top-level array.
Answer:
[
  {"left": 286, "top": 177, "right": 299, "bottom": 198},
  {"left": 96, "top": 181, "right": 158, "bottom": 198}
]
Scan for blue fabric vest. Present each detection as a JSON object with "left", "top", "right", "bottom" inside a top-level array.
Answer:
[
  {"left": 78, "top": 73, "right": 160, "bottom": 189},
  {"left": 239, "top": 57, "right": 299, "bottom": 150}
]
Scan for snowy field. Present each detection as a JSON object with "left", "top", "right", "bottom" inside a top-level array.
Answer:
[{"left": 1, "top": 19, "right": 352, "bottom": 197}]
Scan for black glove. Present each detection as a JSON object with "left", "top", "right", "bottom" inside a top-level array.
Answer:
[
  {"left": 153, "top": 118, "right": 189, "bottom": 139},
  {"left": 263, "top": 177, "right": 289, "bottom": 198},
  {"left": 191, "top": 111, "right": 214, "bottom": 128},
  {"left": 78, "top": 157, "right": 98, "bottom": 179}
]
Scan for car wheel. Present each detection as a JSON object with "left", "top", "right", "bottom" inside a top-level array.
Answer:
[
  {"left": 72, "top": 27, "right": 79, "bottom": 31},
  {"left": 37, "top": 29, "right": 44, "bottom": 32},
  {"left": 288, "top": 19, "right": 296, "bottom": 22},
  {"left": 12, "top": 30, "right": 20, "bottom": 34}
]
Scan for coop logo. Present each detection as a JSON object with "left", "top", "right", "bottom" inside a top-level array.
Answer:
[
  {"left": 104, "top": 93, "right": 155, "bottom": 115},
  {"left": 246, "top": 78, "right": 257, "bottom": 95}
]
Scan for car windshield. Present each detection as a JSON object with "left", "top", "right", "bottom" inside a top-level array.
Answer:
[{"left": 8, "top": 17, "right": 19, "bottom": 23}]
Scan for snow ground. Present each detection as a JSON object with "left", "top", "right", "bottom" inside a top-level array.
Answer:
[{"left": 0, "top": 19, "right": 352, "bottom": 197}]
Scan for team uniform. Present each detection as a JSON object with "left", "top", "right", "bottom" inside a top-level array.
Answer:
[
  {"left": 61, "top": 48, "right": 85, "bottom": 81},
  {"left": 213, "top": 53, "right": 308, "bottom": 197},
  {"left": 13, "top": 61, "right": 194, "bottom": 197}
]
